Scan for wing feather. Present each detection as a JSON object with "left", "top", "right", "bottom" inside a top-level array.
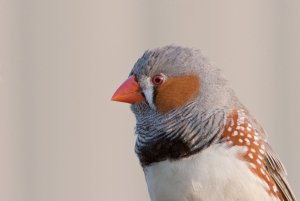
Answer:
[{"left": 265, "top": 144, "right": 297, "bottom": 201}]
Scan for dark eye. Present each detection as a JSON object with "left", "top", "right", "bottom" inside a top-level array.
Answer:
[{"left": 152, "top": 74, "right": 165, "bottom": 85}]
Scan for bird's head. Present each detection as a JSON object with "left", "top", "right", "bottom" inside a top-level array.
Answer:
[
  {"left": 112, "top": 45, "right": 235, "bottom": 165},
  {"left": 112, "top": 45, "right": 233, "bottom": 116}
]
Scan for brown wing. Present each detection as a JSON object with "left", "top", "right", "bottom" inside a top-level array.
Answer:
[{"left": 265, "top": 143, "right": 297, "bottom": 201}]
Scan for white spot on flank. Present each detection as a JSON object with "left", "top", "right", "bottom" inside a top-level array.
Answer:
[
  {"left": 251, "top": 148, "right": 256, "bottom": 153},
  {"left": 257, "top": 159, "right": 262, "bottom": 165},
  {"left": 238, "top": 139, "right": 243, "bottom": 143},
  {"left": 260, "top": 168, "right": 266, "bottom": 175},
  {"left": 259, "top": 149, "right": 265, "bottom": 154},
  {"left": 227, "top": 127, "right": 232, "bottom": 132},
  {"left": 273, "top": 185, "right": 278, "bottom": 192},
  {"left": 254, "top": 141, "right": 259, "bottom": 146},
  {"left": 258, "top": 155, "right": 263, "bottom": 160},
  {"left": 266, "top": 175, "right": 270, "bottom": 182},
  {"left": 250, "top": 163, "right": 257, "bottom": 169},
  {"left": 248, "top": 153, "right": 254, "bottom": 159},
  {"left": 240, "top": 132, "right": 244, "bottom": 136},
  {"left": 233, "top": 131, "right": 238, "bottom": 136},
  {"left": 245, "top": 138, "right": 250, "bottom": 145},
  {"left": 247, "top": 127, "right": 252, "bottom": 131},
  {"left": 247, "top": 134, "right": 252, "bottom": 138}
]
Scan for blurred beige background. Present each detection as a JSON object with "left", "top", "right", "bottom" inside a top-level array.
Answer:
[{"left": 1, "top": 0, "right": 299, "bottom": 201}]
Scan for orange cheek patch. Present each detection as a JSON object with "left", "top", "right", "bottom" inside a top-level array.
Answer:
[{"left": 155, "top": 75, "right": 200, "bottom": 113}]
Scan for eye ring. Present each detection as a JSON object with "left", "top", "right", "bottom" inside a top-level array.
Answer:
[{"left": 151, "top": 74, "right": 165, "bottom": 86}]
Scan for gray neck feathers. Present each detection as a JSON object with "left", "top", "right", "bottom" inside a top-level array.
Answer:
[{"left": 134, "top": 101, "right": 228, "bottom": 166}]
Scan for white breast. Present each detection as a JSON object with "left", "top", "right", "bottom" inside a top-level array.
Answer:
[{"left": 144, "top": 144, "right": 278, "bottom": 201}]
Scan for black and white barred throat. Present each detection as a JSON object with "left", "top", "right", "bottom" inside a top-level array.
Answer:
[{"left": 133, "top": 101, "right": 227, "bottom": 166}]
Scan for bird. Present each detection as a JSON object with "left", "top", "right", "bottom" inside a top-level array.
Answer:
[{"left": 111, "top": 45, "right": 296, "bottom": 201}]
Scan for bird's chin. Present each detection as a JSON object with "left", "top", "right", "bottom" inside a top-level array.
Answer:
[{"left": 131, "top": 102, "right": 152, "bottom": 116}]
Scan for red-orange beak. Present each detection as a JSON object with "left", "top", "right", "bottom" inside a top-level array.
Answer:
[{"left": 111, "top": 75, "right": 145, "bottom": 104}]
